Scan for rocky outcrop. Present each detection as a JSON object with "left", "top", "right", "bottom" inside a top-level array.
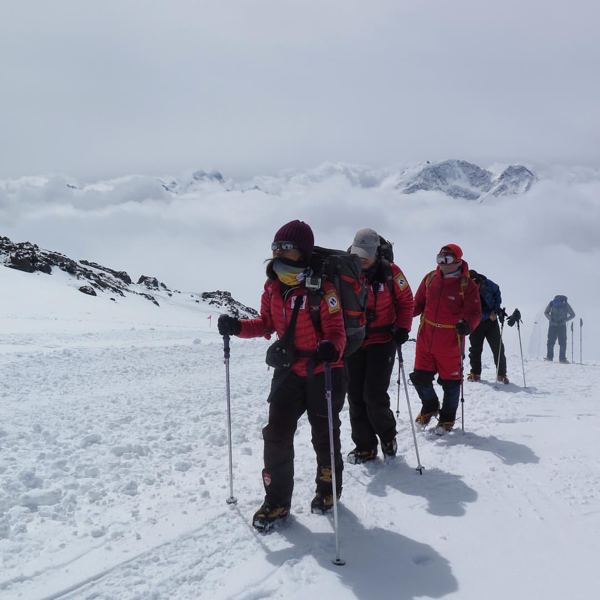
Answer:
[
  {"left": 201, "top": 291, "right": 259, "bottom": 319},
  {"left": 80, "top": 260, "right": 132, "bottom": 285},
  {"left": 79, "top": 286, "right": 97, "bottom": 296},
  {"left": 1, "top": 236, "right": 256, "bottom": 315},
  {"left": 1, "top": 237, "right": 126, "bottom": 297}
]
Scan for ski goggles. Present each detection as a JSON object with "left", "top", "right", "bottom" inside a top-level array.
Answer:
[
  {"left": 436, "top": 253, "right": 457, "bottom": 265},
  {"left": 271, "top": 241, "right": 299, "bottom": 251}
]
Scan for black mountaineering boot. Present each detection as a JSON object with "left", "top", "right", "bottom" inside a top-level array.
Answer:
[
  {"left": 381, "top": 437, "right": 397, "bottom": 459},
  {"left": 347, "top": 447, "right": 377, "bottom": 465},
  {"left": 311, "top": 491, "right": 341, "bottom": 515},
  {"left": 252, "top": 501, "right": 290, "bottom": 532}
]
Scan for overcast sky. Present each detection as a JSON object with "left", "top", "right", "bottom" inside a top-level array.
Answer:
[{"left": 0, "top": 0, "right": 598, "bottom": 179}]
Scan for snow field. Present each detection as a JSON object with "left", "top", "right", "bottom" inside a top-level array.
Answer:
[{"left": 1, "top": 289, "right": 600, "bottom": 598}]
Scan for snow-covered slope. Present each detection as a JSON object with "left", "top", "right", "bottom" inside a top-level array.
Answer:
[
  {"left": 1, "top": 264, "right": 599, "bottom": 600},
  {"left": 0, "top": 236, "right": 258, "bottom": 320}
]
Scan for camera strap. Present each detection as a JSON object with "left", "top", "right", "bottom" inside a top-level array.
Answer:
[{"left": 266, "top": 292, "right": 304, "bottom": 402}]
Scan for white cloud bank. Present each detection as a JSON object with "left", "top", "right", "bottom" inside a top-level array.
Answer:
[{"left": 2, "top": 162, "right": 600, "bottom": 360}]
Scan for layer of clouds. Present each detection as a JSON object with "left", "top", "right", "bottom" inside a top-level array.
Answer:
[
  {"left": 1, "top": 0, "right": 599, "bottom": 179},
  {"left": 2, "top": 163, "right": 600, "bottom": 359}
]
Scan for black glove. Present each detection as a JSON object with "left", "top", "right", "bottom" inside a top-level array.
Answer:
[
  {"left": 497, "top": 307, "right": 507, "bottom": 325},
  {"left": 507, "top": 309, "right": 522, "bottom": 327},
  {"left": 218, "top": 314, "right": 242, "bottom": 336},
  {"left": 317, "top": 340, "right": 339, "bottom": 363},
  {"left": 455, "top": 320, "right": 470, "bottom": 336},
  {"left": 394, "top": 328, "right": 409, "bottom": 347}
]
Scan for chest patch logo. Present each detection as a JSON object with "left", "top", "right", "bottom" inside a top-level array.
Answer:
[
  {"left": 394, "top": 272, "right": 408, "bottom": 291},
  {"left": 325, "top": 290, "right": 341, "bottom": 314}
]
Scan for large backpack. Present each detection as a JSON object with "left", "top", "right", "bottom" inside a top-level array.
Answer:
[
  {"left": 377, "top": 235, "right": 394, "bottom": 263},
  {"left": 307, "top": 246, "right": 368, "bottom": 356}
]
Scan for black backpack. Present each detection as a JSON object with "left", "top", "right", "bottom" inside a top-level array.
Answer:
[
  {"left": 377, "top": 236, "right": 394, "bottom": 263},
  {"left": 307, "top": 246, "right": 368, "bottom": 356}
]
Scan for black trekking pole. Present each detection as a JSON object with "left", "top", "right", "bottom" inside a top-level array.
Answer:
[
  {"left": 458, "top": 335, "right": 466, "bottom": 434},
  {"left": 395, "top": 353, "right": 402, "bottom": 417},
  {"left": 223, "top": 335, "right": 237, "bottom": 505},
  {"left": 580, "top": 318, "right": 583, "bottom": 364},
  {"left": 571, "top": 322, "right": 574, "bottom": 364},
  {"left": 397, "top": 346, "right": 424, "bottom": 474},
  {"left": 324, "top": 361, "right": 345, "bottom": 566},
  {"left": 508, "top": 309, "right": 526, "bottom": 388},
  {"left": 495, "top": 308, "right": 507, "bottom": 389}
]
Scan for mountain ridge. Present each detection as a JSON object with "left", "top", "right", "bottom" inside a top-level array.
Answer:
[{"left": 0, "top": 236, "right": 258, "bottom": 319}]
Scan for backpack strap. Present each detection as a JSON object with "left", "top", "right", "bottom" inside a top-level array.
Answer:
[
  {"left": 460, "top": 274, "right": 469, "bottom": 300},
  {"left": 307, "top": 288, "right": 323, "bottom": 331},
  {"left": 381, "top": 259, "right": 398, "bottom": 316},
  {"left": 280, "top": 292, "right": 303, "bottom": 344},
  {"left": 293, "top": 288, "right": 323, "bottom": 381},
  {"left": 425, "top": 270, "right": 436, "bottom": 289},
  {"left": 425, "top": 270, "right": 469, "bottom": 301},
  {"left": 366, "top": 259, "right": 397, "bottom": 336}
]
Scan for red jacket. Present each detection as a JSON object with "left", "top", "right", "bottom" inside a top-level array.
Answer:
[
  {"left": 413, "top": 261, "right": 481, "bottom": 354},
  {"left": 363, "top": 262, "right": 414, "bottom": 346},
  {"left": 238, "top": 278, "right": 346, "bottom": 377}
]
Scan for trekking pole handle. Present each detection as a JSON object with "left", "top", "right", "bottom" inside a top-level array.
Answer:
[
  {"left": 396, "top": 344, "right": 404, "bottom": 364},
  {"left": 223, "top": 334, "right": 231, "bottom": 360}
]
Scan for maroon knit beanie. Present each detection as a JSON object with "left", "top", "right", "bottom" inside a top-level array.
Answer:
[{"left": 273, "top": 220, "right": 314, "bottom": 259}]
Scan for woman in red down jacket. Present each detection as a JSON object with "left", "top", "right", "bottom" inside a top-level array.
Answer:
[
  {"left": 218, "top": 220, "right": 346, "bottom": 531},
  {"left": 410, "top": 244, "right": 481, "bottom": 435}
]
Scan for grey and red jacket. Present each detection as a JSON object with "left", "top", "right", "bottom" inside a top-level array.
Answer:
[{"left": 238, "top": 278, "right": 346, "bottom": 377}]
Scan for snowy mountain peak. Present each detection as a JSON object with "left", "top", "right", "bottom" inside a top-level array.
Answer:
[
  {"left": 396, "top": 159, "right": 535, "bottom": 200},
  {"left": 487, "top": 165, "right": 536, "bottom": 197}
]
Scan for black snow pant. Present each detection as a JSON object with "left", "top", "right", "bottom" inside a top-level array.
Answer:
[
  {"left": 410, "top": 370, "right": 461, "bottom": 424},
  {"left": 346, "top": 339, "right": 397, "bottom": 451},
  {"left": 469, "top": 318, "right": 507, "bottom": 377},
  {"left": 547, "top": 324, "right": 567, "bottom": 360},
  {"left": 261, "top": 368, "right": 347, "bottom": 508}
]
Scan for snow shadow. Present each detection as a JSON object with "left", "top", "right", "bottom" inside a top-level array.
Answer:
[
  {"left": 355, "top": 460, "right": 477, "bottom": 517},
  {"left": 266, "top": 506, "right": 458, "bottom": 600},
  {"left": 477, "top": 380, "right": 543, "bottom": 395},
  {"left": 436, "top": 431, "right": 540, "bottom": 466}
]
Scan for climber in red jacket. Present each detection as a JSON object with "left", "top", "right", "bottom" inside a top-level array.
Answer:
[
  {"left": 410, "top": 244, "right": 481, "bottom": 435},
  {"left": 217, "top": 220, "right": 346, "bottom": 531}
]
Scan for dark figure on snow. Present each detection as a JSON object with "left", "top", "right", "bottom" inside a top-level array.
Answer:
[
  {"left": 218, "top": 220, "right": 347, "bottom": 531},
  {"left": 346, "top": 228, "right": 414, "bottom": 464},
  {"left": 467, "top": 270, "right": 509, "bottom": 384},
  {"left": 411, "top": 244, "right": 482, "bottom": 435},
  {"left": 544, "top": 295, "right": 575, "bottom": 363}
]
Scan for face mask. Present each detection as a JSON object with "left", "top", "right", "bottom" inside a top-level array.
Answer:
[{"left": 272, "top": 258, "right": 307, "bottom": 287}]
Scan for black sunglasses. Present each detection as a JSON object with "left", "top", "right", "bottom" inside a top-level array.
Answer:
[{"left": 271, "top": 241, "right": 299, "bottom": 251}]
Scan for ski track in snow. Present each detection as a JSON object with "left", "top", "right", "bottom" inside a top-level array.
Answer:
[{"left": 1, "top": 322, "right": 600, "bottom": 599}]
